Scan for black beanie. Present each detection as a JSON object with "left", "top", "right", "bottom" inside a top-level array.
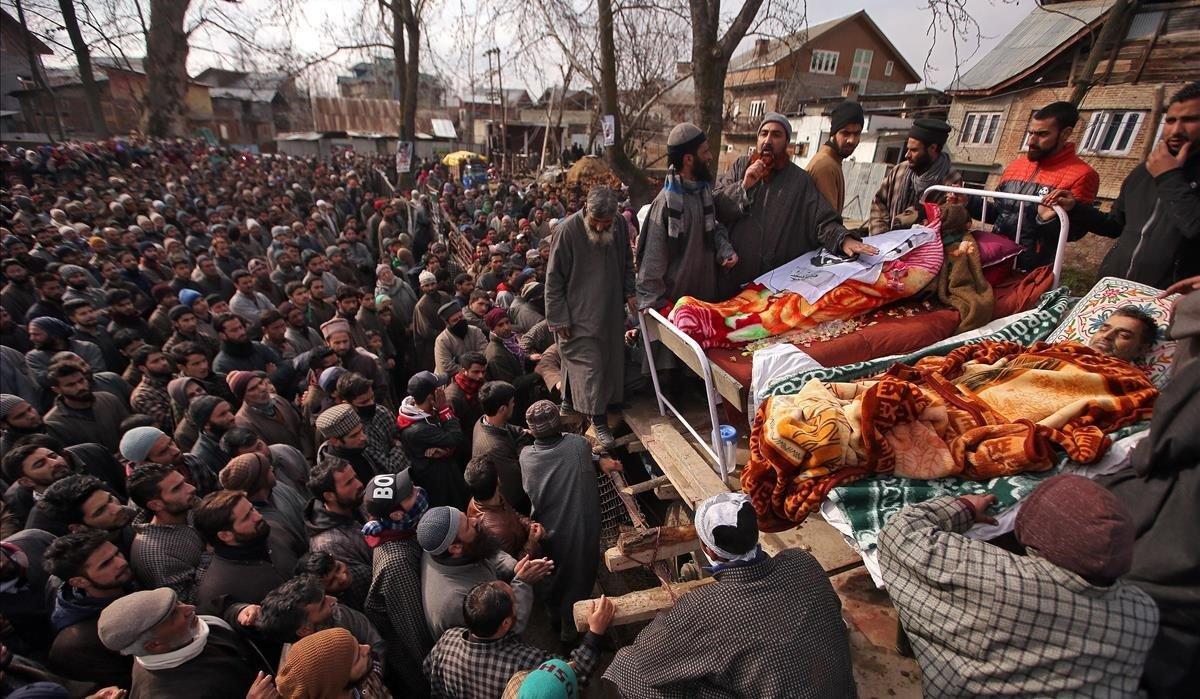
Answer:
[{"left": 829, "top": 101, "right": 865, "bottom": 135}]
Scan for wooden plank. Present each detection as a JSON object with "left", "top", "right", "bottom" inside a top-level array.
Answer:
[
  {"left": 759, "top": 518, "right": 863, "bottom": 573},
  {"left": 653, "top": 485, "right": 680, "bottom": 500},
  {"left": 621, "top": 475, "right": 671, "bottom": 496},
  {"left": 604, "top": 525, "right": 701, "bottom": 572},
  {"left": 647, "top": 313, "right": 745, "bottom": 408},
  {"left": 831, "top": 567, "right": 904, "bottom": 652},
  {"left": 572, "top": 579, "right": 713, "bottom": 631}
]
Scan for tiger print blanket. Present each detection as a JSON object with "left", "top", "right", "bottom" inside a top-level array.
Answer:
[{"left": 743, "top": 340, "right": 1158, "bottom": 531}]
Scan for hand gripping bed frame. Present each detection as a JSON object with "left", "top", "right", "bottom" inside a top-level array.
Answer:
[{"left": 637, "top": 185, "right": 1071, "bottom": 480}]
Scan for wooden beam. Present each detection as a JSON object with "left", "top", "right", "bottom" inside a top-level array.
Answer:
[
  {"left": 653, "top": 485, "right": 680, "bottom": 500},
  {"left": 604, "top": 525, "right": 701, "bottom": 572},
  {"left": 621, "top": 475, "right": 671, "bottom": 496},
  {"left": 572, "top": 579, "right": 713, "bottom": 630}
]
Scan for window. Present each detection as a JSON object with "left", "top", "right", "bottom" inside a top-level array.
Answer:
[
  {"left": 1019, "top": 109, "right": 1037, "bottom": 150},
  {"left": 884, "top": 60, "right": 894, "bottom": 77},
  {"left": 810, "top": 50, "right": 839, "bottom": 74},
  {"left": 851, "top": 49, "right": 874, "bottom": 86},
  {"left": 959, "top": 111, "right": 1002, "bottom": 145},
  {"left": 748, "top": 99, "right": 766, "bottom": 122},
  {"left": 1080, "top": 110, "right": 1144, "bottom": 155}
]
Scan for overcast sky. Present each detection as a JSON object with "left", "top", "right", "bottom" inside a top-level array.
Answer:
[{"left": 25, "top": 0, "right": 1036, "bottom": 96}]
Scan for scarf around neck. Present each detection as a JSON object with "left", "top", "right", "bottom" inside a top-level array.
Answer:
[
  {"left": 453, "top": 372, "right": 483, "bottom": 402},
  {"left": 136, "top": 615, "right": 232, "bottom": 671},
  {"left": 902, "top": 152, "right": 954, "bottom": 213},
  {"left": 661, "top": 165, "right": 716, "bottom": 247}
]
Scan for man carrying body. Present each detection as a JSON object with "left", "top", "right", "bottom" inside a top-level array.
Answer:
[
  {"left": 806, "top": 100, "right": 865, "bottom": 215},
  {"left": 714, "top": 113, "right": 875, "bottom": 294},
  {"left": 637, "top": 122, "right": 737, "bottom": 312},
  {"left": 991, "top": 101, "right": 1098, "bottom": 272},
  {"left": 869, "top": 118, "right": 961, "bottom": 234},
  {"left": 1044, "top": 82, "right": 1200, "bottom": 288}
]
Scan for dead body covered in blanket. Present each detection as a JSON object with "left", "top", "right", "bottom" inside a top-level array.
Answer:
[
  {"left": 743, "top": 339, "right": 1158, "bottom": 531},
  {"left": 669, "top": 202, "right": 997, "bottom": 348}
]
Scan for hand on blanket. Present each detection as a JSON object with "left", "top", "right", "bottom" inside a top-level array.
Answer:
[
  {"left": 1161, "top": 275, "right": 1200, "bottom": 298},
  {"left": 841, "top": 238, "right": 880, "bottom": 257},
  {"left": 958, "top": 494, "right": 998, "bottom": 525}
]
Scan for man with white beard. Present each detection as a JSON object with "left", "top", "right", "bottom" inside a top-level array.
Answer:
[{"left": 544, "top": 186, "right": 635, "bottom": 449}]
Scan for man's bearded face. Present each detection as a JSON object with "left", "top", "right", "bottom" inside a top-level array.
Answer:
[
  {"left": 1087, "top": 313, "right": 1152, "bottom": 362},
  {"left": 584, "top": 215, "right": 615, "bottom": 246},
  {"left": 756, "top": 123, "right": 789, "bottom": 162}
]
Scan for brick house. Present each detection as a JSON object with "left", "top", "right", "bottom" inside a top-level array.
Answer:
[
  {"left": 723, "top": 10, "right": 920, "bottom": 154},
  {"left": 196, "top": 68, "right": 311, "bottom": 150},
  {"left": 945, "top": 0, "right": 1200, "bottom": 202}
]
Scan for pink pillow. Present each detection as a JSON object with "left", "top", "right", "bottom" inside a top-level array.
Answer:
[{"left": 973, "top": 230, "right": 1024, "bottom": 268}]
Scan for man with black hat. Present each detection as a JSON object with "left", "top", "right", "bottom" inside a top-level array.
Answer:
[
  {"left": 604, "top": 492, "right": 855, "bottom": 697},
  {"left": 637, "top": 122, "right": 737, "bottom": 312},
  {"left": 869, "top": 117, "right": 961, "bottom": 234},
  {"left": 806, "top": 100, "right": 866, "bottom": 214},
  {"left": 713, "top": 112, "right": 876, "bottom": 294}
]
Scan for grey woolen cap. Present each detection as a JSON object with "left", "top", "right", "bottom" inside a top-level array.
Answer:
[
  {"left": 98, "top": 587, "right": 177, "bottom": 654},
  {"left": 759, "top": 112, "right": 792, "bottom": 141}
]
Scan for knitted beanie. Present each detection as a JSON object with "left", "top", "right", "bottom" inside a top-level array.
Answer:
[
  {"left": 29, "top": 316, "right": 74, "bottom": 339},
  {"left": 219, "top": 453, "right": 270, "bottom": 493},
  {"left": 517, "top": 658, "right": 578, "bottom": 699},
  {"left": 525, "top": 400, "right": 562, "bottom": 438},
  {"left": 1015, "top": 474, "right": 1134, "bottom": 584},
  {"left": 484, "top": 307, "right": 508, "bottom": 330},
  {"left": 318, "top": 366, "right": 347, "bottom": 394},
  {"left": 665, "top": 122, "right": 706, "bottom": 157},
  {"left": 0, "top": 393, "right": 24, "bottom": 421},
  {"left": 187, "top": 395, "right": 224, "bottom": 429},
  {"left": 226, "top": 370, "right": 259, "bottom": 401},
  {"left": 759, "top": 112, "right": 792, "bottom": 141},
  {"left": 120, "top": 426, "right": 166, "bottom": 463},
  {"left": 417, "top": 506, "right": 462, "bottom": 555},
  {"left": 276, "top": 627, "right": 359, "bottom": 699},
  {"left": 179, "top": 288, "right": 202, "bottom": 307},
  {"left": 315, "top": 404, "right": 360, "bottom": 440},
  {"left": 419, "top": 270, "right": 437, "bottom": 286},
  {"left": 829, "top": 100, "right": 866, "bottom": 134},
  {"left": 320, "top": 318, "right": 352, "bottom": 341}
]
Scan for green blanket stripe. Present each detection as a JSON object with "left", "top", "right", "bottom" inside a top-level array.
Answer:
[
  {"left": 828, "top": 422, "right": 1150, "bottom": 550},
  {"left": 763, "top": 286, "right": 1075, "bottom": 397}
]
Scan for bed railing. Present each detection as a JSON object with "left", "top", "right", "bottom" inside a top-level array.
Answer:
[
  {"left": 920, "top": 185, "right": 1070, "bottom": 287},
  {"left": 639, "top": 185, "right": 1071, "bottom": 478}
]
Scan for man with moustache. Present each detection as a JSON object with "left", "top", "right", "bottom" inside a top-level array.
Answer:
[
  {"left": 715, "top": 113, "right": 877, "bottom": 294},
  {"left": 128, "top": 464, "right": 208, "bottom": 603},
  {"left": 129, "top": 347, "right": 178, "bottom": 433},
  {"left": 122, "top": 424, "right": 221, "bottom": 498},
  {"left": 989, "top": 101, "right": 1099, "bottom": 272},
  {"left": 43, "top": 530, "right": 138, "bottom": 689},
  {"left": 412, "top": 270, "right": 452, "bottom": 373},
  {"left": 637, "top": 122, "right": 738, "bottom": 312},
  {"left": 43, "top": 363, "right": 130, "bottom": 452},
  {"left": 2, "top": 441, "right": 72, "bottom": 524},
  {"left": 869, "top": 118, "right": 962, "bottom": 234},
  {"left": 66, "top": 298, "right": 125, "bottom": 373},
  {"left": 192, "top": 489, "right": 292, "bottom": 615},
  {"left": 27, "top": 473, "right": 135, "bottom": 545},
  {"left": 304, "top": 455, "right": 371, "bottom": 570},
  {"left": 321, "top": 318, "right": 388, "bottom": 399},
  {"left": 1044, "top": 81, "right": 1200, "bottom": 288},
  {"left": 416, "top": 505, "right": 554, "bottom": 640},
  {"left": 1, "top": 256, "right": 37, "bottom": 321},
  {"left": 212, "top": 314, "right": 281, "bottom": 376},
  {"left": 806, "top": 101, "right": 866, "bottom": 214},
  {"left": 545, "top": 186, "right": 637, "bottom": 449},
  {"left": 26, "top": 315, "right": 107, "bottom": 382}
]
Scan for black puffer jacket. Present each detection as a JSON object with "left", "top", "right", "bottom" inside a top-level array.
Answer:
[{"left": 1069, "top": 158, "right": 1200, "bottom": 289}]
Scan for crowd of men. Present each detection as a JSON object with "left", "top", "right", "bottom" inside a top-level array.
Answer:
[{"left": 0, "top": 78, "right": 1195, "bottom": 699}]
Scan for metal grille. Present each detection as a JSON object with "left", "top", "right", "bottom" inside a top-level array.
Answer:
[{"left": 598, "top": 470, "right": 633, "bottom": 548}]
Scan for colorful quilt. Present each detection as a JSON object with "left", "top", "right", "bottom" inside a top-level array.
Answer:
[
  {"left": 669, "top": 238, "right": 943, "bottom": 348},
  {"left": 743, "top": 340, "right": 1158, "bottom": 531}
]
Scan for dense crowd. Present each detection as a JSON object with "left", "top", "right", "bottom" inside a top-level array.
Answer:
[{"left": 0, "top": 78, "right": 1196, "bottom": 699}]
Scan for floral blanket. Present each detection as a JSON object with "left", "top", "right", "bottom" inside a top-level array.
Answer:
[
  {"left": 669, "top": 237, "right": 943, "bottom": 348},
  {"left": 743, "top": 340, "right": 1158, "bottom": 531}
]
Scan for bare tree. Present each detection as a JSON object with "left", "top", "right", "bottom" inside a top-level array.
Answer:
[
  {"left": 58, "top": 0, "right": 109, "bottom": 136},
  {"left": 143, "top": 0, "right": 189, "bottom": 136},
  {"left": 13, "top": 0, "right": 65, "bottom": 139}
]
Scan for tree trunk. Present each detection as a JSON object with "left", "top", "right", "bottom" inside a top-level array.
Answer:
[
  {"left": 1069, "top": 0, "right": 1133, "bottom": 106},
  {"left": 597, "top": 0, "right": 653, "bottom": 207},
  {"left": 689, "top": 0, "right": 765, "bottom": 172},
  {"left": 15, "top": 0, "right": 65, "bottom": 140},
  {"left": 401, "top": 5, "right": 419, "bottom": 141},
  {"left": 59, "top": 0, "right": 110, "bottom": 137},
  {"left": 144, "top": 0, "right": 191, "bottom": 137}
]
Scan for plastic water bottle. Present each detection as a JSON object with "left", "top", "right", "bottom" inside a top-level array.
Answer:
[{"left": 718, "top": 424, "right": 738, "bottom": 474}]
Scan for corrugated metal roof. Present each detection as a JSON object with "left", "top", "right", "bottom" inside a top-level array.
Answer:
[
  {"left": 948, "top": 0, "right": 1113, "bottom": 92},
  {"left": 210, "top": 86, "right": 277, "bottom": 102},
  {"left": 431, "top": 118, "right": 456, "bottom": 139}
]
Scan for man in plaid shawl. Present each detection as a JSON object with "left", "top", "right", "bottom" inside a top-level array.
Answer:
[{"left": 636, "top": 122, "right": 737, "bottom": 312}]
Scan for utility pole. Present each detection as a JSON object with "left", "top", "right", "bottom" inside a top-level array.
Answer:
[
  {"left": 485, "top": 48, "right": 497, "bottom": 164},
  {"left": 495, "top": 48, "right": 507, "bottom": 175}
]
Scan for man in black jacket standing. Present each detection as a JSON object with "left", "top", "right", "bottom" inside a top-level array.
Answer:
[{"left": 1044, "top": 82, "right": 1200, "bottom": 288}]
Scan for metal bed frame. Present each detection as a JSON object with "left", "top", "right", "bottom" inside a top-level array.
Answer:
[{"left": 637, "top": 185, "right": 1072, "bottom": 480}]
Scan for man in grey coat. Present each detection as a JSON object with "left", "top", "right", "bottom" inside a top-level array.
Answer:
[
  {"left": 519, "top": 400, "right": 620, "bottom": 643},
  {"left": 416, "top": 505, "right": 552, "bottom": 641},
  {"left": 713, "top": 112, "right": 876, "bottom": 295},
  {"left": 544, "top": 186, "right": 636, "bottom": 449}
]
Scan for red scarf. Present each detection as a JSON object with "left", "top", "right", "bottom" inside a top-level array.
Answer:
[{"left": 453, "top": 372, "right": 483, "bottom": 403}]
